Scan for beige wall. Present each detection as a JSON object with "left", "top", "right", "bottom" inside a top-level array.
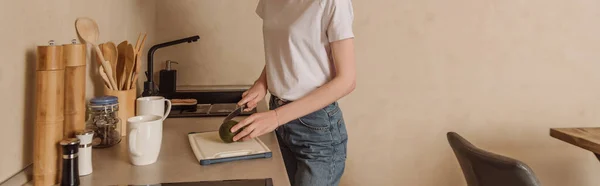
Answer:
[
  {"left": 155, "top": 0, "right": 600, "bottom": 186},
  {"left": 3, "top": 0, "right": 600, "bottom": 185},
  {"left": 0, "top": 0, "right": 156, "bottom": 182},
  {"left": 153, "top": 1, "right": 264, "bottom": 86}
]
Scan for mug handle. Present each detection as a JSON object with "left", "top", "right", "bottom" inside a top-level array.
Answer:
[
  {"left": 128, "top": 128, "right": 143, "bottom": 156},
  {"left": 162, "top": 99, "right": 172, "bottom": 121}
]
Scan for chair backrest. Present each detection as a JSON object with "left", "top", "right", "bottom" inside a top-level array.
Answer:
[{"left": 446, "top": 132, "right": 542, "bottom": 186}]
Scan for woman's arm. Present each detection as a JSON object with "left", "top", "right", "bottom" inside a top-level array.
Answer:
[
  {"left": 232, "top": 38, "right": 356, "bottom": 141},
  {"left": 274, "top": 38, "right": 356, "bottom": 124}
]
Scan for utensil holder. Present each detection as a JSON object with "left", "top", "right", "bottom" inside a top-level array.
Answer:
[{"left": 103, "top": 86, "right": 136, "bottom": 136}]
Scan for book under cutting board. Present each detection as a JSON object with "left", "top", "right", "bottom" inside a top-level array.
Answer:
[{"left": 188, "top": 131, "right": 272, "bottom": 165}]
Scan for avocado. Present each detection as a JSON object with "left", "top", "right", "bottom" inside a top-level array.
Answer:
[{"left": 218, "top": 120, "right": 245, "bottom": 143}]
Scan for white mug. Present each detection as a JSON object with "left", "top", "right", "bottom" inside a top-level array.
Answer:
[
  {"left": 127, "top": 115, "right": 163, "bottom": 166},
  {"left": 136, "top": 96, "right": 172, "bottom": 120}
]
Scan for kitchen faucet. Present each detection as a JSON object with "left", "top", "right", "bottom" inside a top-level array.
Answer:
[{"left": 142, "top": 35, "right": 200, "bottom": 97}]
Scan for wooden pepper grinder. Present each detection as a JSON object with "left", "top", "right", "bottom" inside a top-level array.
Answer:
[
  {"left": 33, "top": 40, "right": 65, "bottom": 186},
  {"left": 63, "top": 39, "right": 87, "bottom": 138}
]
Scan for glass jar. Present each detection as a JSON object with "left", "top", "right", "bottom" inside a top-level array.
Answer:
[{"left": 85, "top": 96, "right": 121, "bottom": 148}]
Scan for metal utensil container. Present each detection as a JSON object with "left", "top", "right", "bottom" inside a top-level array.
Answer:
[{"left": 85, "top": 96, "right": 121, "bottom": 148}]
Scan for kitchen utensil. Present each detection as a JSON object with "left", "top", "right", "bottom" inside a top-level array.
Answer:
[
  {"left": 75, "top": 130, "right": 94, "bottom": 176},
  {"left": 136, "top": 96, "right": 172, "bottom": 120},
  {"left": 129, "top": 58, "right": 138, "bottom": 90},
  {"left": 135, "top": 33, "right": 147, "bottom": 54},
  {"left": 134, "top": 33, "right": 143, "bottom": 52},
  {"left": 63, "top": 40, "right": 87, "bottom": 138},
  {"left": 102, "top": 42, "right": 118, "bottom": 84},
  {"left": 85, "top": 96, "right": 122, "bottom": 147},
  {"left": 129, "top": 33, "right": 142, "bottom": 89},
  {"left": 127, "top": 115, "right": 164, "bottom": 166},
  {"left": 135, "top": 33, "right": 147, "bottom": 80},
  {"left": 188, "top": 131, "right": 272, "bottom": 165},
  {"left": 130, "top": 72, "right": 138, "bottom": 89},
  {"left": 223, "top": 105, "right": 244, "bottom": 124},
  {"left": 97, "top": 43, "right": 104, "bottom": 66},
  {"left": 98, "top": 66, "right": 113, "bottom": 90},
  {"left": 100, "top": 59, "right": 118, "bottom": 90},
  {"left": 34, "top": 41, "right": 65, "bottom": 186},
  {"left": 60, "top": 138, "right": 80, "bottom": 186},
  {"left": 123, "top": 44, "right": 135, "bottom": 90},
  {"left": 116, "top": 41, "right": 128, "bottom": 89},
  {"left": 75, "top": 17, "right": 118, "bottom": 89},
  {"left": 129, "top": 34, "right": 143, "bottom": 90},
  {"left": 139, "top": 34, "right": 147, "bottom": 53}
]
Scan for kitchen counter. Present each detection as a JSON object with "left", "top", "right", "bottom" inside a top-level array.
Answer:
[{"left": 58, "top": 101, "right": 288, "bottom": 186}]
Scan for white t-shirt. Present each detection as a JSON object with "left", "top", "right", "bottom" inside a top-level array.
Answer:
[{"left": 256, "top": 0, "right": 355, "bottom": 101}]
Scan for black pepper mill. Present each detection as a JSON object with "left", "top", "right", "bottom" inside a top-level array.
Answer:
[{"left": 60, "top": 138, "right": 80, "bottom": 186}]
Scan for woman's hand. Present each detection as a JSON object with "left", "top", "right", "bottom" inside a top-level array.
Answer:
[
  {"left": 238, "top": 69, "right": 268, "bottom": 111},
  {"left": 231, "top": 110, "right": 280, "bottom": 141}
]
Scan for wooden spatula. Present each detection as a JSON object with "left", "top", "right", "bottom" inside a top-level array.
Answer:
[
  {"left": 122, "top": 44, "right": 135, "bottom": 90},
  {"left": 116, "top": 41, "right": 128, "bottom": 90},
  {"left": 130, "top": 72, "right": 139, "bottom": 89},
  {"left": 98, "top": 65, "right": 113, "bottom": 90},
  {"left": 129, "top": 33, "right": 147, "bottom": 89},
  {"left": 101, "top": 42, "right": 118, "bottom": 82},
  {"left": 136, "top": 34, "right": 147, "bottom": 76}
]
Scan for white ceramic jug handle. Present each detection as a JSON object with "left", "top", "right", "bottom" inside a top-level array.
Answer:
[
  {"left": 163, "top": 99, "right": 172, "bottom": 121},
  {"left": 128, "top": 128, "right": 143, "bottom": 156}
]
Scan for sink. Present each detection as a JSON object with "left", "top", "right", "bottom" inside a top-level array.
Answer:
[
  {"left": 166, "top": 85, "right": 250, "bottom": 104},
  {"left": 161, "top": 85, "right": 257, "bottom": 118}
]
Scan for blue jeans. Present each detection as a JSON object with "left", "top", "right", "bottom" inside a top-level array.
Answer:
[{"left": 270, "top": 96, "right": 348, "bottom": 186}]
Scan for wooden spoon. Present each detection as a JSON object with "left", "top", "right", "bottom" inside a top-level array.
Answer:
[{"left": 75, "top": 17, "right": 118, "bottom": 89}]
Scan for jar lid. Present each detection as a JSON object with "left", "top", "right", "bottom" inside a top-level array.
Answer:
[
  {"left": 90, "top": 96, "right": 118, "bottom": 105},
  {"left": 60, "top": 138, "right": 80, "bottom": 146}
]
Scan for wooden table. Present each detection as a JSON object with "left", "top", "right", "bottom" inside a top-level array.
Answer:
[{"left": 550, "top": 128, "right": 600, "bottom": 161}]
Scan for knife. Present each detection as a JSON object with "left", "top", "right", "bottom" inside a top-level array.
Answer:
[{"left": 223, "top": 104, "right": 245, "bottom": 123}]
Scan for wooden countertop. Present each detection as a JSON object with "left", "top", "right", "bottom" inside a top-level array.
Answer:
[
  {"left": 550, "top": 127, "right": 600, "bottom": 154},
  {"left": 26, "top": 101, "right": 290, "bottom": 186}
]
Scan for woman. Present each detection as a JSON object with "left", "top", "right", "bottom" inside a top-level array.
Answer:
[{"left": 231, "top": 0, "right": 356, "bottom": 185}]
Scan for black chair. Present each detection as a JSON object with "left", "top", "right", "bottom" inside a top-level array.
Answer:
[{"left": 447, "top": 132, "right": 542, "bottom": 186}]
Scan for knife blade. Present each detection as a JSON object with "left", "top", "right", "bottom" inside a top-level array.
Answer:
[{"left": 223, "top": 105, "right": 244, "bottom": 123}]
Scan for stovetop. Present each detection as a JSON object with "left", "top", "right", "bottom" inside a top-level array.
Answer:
[
  {"left": 168, "top": 103, "right": 256, "bottom": 118},
  {"left": 127, "top": 178, "right": 273, "bottom": 186}
]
